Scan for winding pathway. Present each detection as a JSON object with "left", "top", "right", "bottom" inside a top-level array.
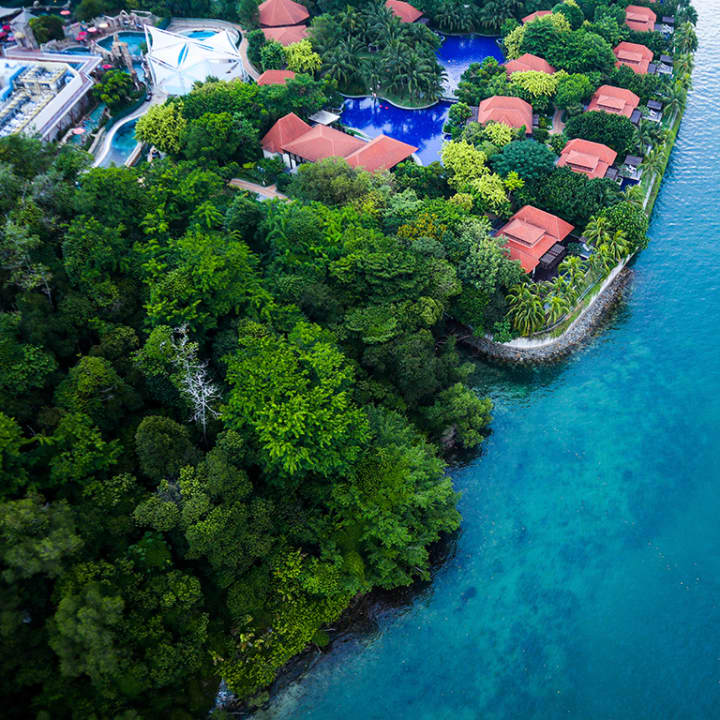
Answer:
[{"left": 229, "top": 178, "right": 287, "bottom": 199}]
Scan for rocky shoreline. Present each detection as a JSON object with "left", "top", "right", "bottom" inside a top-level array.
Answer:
[{"left": 458, "top": 266, "right": 633, "bottom": 364}]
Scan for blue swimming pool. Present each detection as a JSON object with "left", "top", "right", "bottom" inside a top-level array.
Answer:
[
  {"left": 182, "top": 29, "right": 217, "bottom": 38},
  {"left": 341, "top": 97, "right": 451, "bottom": 165},
  {"left": 99, "top": 118, "right": 139, "bottom": 168},
  {"left": 98, "top": 31, "right": 146, "bottom": 55},
  {"left": 436, "top": 34, "right": 505, "bottom": 97}
]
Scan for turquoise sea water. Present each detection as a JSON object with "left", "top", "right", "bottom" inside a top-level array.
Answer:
[{"left": 254, "top": 3, "right": 720, "bottom": 719}]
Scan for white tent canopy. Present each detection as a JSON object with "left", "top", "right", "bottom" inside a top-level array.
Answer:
[{"left": 145, "top": 26, "right": 246, "bottom": 96}]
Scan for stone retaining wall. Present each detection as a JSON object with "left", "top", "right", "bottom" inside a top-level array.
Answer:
[{"left": 460, "top": 268, "right": 633, "bottom": 363}]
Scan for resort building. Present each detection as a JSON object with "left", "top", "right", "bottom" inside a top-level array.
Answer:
[
  {"left": 522, "top": 10, "right": 551, "bottom": 23},
  {"left": 477, "top": 96, "right": 533, "bottom": 134},
  {"left": 257, "top": 69, "right": 296, "bottom": 85},
  {"left": 613, "top": 41, "right": 655, "bottom": 74},
  {"left": 557, "top": 138, "right": 618, "bottom": 180},
  {"left": 496, "top": 204, "right": 574, "bottom": 275},
  {"left": 144, "top": 26, "right": 246, "bottom": 95},
  {"left": 624, "top": 5, "right": 657, "bottom": 33},
  {"left": 504, "top": 53, "right": 555, "bottom": 76},
  {"left": 587, "top": 85, "right": 641, "bottom": 121},
  {"left": 261, "top": 112, "right": 417, "bottom": 172},
  {"left": 258, "top": 0, "right": 309, "bottom": 27},
  {"left": 385, "top": 0, "right": 424, "bottom": 23},
  {"left": 0, "top": 51, "right": 99, "bottom": 140},
  {"left": 262, "top": 25, "right": 308, "bottom": 45}
]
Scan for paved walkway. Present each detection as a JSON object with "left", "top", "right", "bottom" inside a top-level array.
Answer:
[
  {"left": 229, "top": 178, "right": 287, "bottom": 199},
  {"left": 550, "top": 107, "right": 565, "bottom": 135}
]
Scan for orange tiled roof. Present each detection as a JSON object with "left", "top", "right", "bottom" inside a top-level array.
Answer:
[
  {"left": 504, "top": 53, "right": 556, "bottom": 75},
  {"left": 258, "top": 0, "right": 309, "bottom": 27},
  {"left": 257, "top": 69, "right": 296, "bottom": 86},
  {"left": 262, "top": 24, "right": 308, "bottom": 45},
  {"left": 586, "top": 85, "right": 640, "bottom": 118},
  {"left": 345, "top": 134, "right": 418, "bottom": 172},
  {"left": 477, "top": 96, "right": 533, "bottom": 133},
  {"left": 261, "top": 112, "right": 312, "bottom": 153},
  {"left": 557, "top": 138, "right": 618, "bottom": 179},
  {"left": 522, "top": 10, "right": 552, "bottom": 23},
  {"left": 281, "top": 124, "right": 365, "bottom": 162},
  {"left": 386, "top": 0, "right": 423, "bottom": 23},
  {"left": 625, "top": 5, "right": 657, "bottom": 32},
  {"left": 497, "top": 205, "right": 574, "bottom": 273},
  {"left": 614, "top": 41, "right": 654, "bottom": 74}
]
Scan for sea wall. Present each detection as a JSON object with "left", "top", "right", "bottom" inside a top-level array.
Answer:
[{"left": 460, "top": 267, "right": 632, "bottom": 363}]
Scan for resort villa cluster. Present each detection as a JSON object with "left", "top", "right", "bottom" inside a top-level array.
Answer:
[{"left": 0, "top": 0, "right": 684, "bottom": 282}]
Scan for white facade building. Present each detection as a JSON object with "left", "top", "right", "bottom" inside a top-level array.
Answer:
[{"left": 144, "top": 26, "right": 247, "bottom": 96}]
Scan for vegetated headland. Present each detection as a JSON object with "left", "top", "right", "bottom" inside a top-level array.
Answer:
[{"left": 0, "top": 0, "right": 697, "bottom": 717}]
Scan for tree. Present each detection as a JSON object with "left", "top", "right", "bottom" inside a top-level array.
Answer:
[
  {"left": 28, "top": 15, "right": 64, "bottom": 44},
  {"left": 469, "top": 172, "right": 510, "bottom": 215},
  {"left": 0, "top": 220, "right": 53, "bottom": 300},
  {"left": 181, "top": 112, "right": 259, "bottom": 164},
  {"left": 545, "top": 291, "right": 571, "bottom": 324},
  {"left": 506, "top": 282, "right": 545, "bottom": 335},
  {"left": 554, "top": 71, "right": 594, "bottom": 109},
  {"left": 287, "top": 158, "right": 373, "bottom": 205},
  {"left": 260, "top": 40, "right": 286, "bottom": 71},
  {"left": 135, "top": 416, "right": 198, "bottom": 481},
  {"left": 92, "top": 70, "right": 134, "bottom": 109},
  {"left": 491, "top": 139, "right": 557, "bottom": 180},
  {"left": 223, "top": 321, "right": 370, "bottom": 479},
  {"left": 441, "top": 140, "right": 487, "bottom": 189},
  {"left": 564, "top": 111, "right": 637, "bottom": 155},
  {"left": 135, "top": 103, "right": 187, "bottom": 154},
  {"left": 284, "top": 40, "right": 322, "bottom": 74},
  {"left": 599, "top": 200, "right": 648, "bottom": 251},
  {"left": 0, "top": 494, "right": 83, "bottom": 582}
]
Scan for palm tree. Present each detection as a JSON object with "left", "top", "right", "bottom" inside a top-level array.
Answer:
[
  {"left": 675, "top": 22, "right": 698, "bottom": 54},
  {"left": 546, "top": 293, "right": 571, "bottom": 325},
  {"left": 360, "top": 56, "right": 383, "bottom": 96},
  {"left": 635, "top": 120, "right": 655, "bottom": 154},
  {"left": 507, "top": 283, "right": 546, "bottom": 335},
  {"left": 663, "top": 82, "right": 687, "bottom": 117},
  {"left": 583, "top": 215, "right": 611, "bottom": 247},
  {"left": 641, "top": 147, "right": 665, "bottom": 178},
  {"left": 599, "top": 229, "right": 630, "bottom": 263},
  {"left": 558, "top": 255, "right": 587, "bottom": 295},
  {"left": 323, "top": 40, "right": 363, "bottom": 90}
]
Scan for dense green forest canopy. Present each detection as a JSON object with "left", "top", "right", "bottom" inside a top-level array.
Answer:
[{"left": 0, "top": 128, "right": 522, "bottom": 716}]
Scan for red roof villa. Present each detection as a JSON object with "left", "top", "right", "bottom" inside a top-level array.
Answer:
[
  {"left": 385, "top": 0, "right": 423, "bottom": 23},
  {"left": 477, "top": 96, "right": 533, "bottom": 133},
  {"left": 504, "top": 53, "right": 556, "bottom": 75},
  {"left": 497, "top": 205, "right": 574, "bottom": 274},
  {"left": 257, "top": 69, "right": 296, "bottom": 86},
  {"left": 261, "top": 113, "right": 418, "bottom": 171},
  {"left": 625, "top": 5, "right": 657, "bottom": 32},
  {"left": 587, "top": 85, "right": 640, "bottom": 118},
  {"left": 478, "top": 95, "right": 532, "bottom": 135},
  {"left": 258, "top": 0, "right": 309, "bottom": 27},
  {"left": 262, "top": 25, "right": 308, "bottom": 45},
  {"left": 522, "top": 10, "right": 551, "bottom": 23},
  {"left": 614, "top": 41, "right": 655, "bottom": 74},
  {"left": 557, "top": 138, "right": 618, "bottom": 180}
]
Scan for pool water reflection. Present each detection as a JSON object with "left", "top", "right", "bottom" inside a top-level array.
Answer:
[
  {"left": 341, "top": 97, "right": 451, "bottom": 165},
  {"left": 436, "top": 34, "right": 505, "bottom": 96}
]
